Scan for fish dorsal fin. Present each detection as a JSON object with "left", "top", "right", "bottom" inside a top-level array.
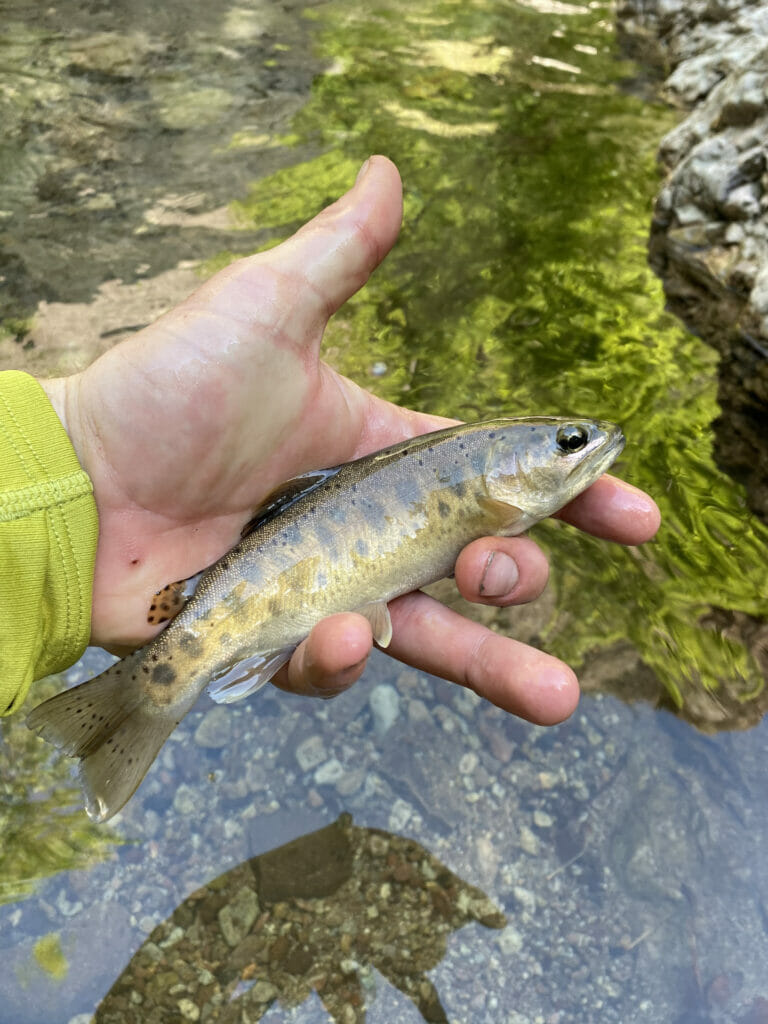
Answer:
[
  {"left": 241, "top": 468, "right": 342, "bottom": 540},
  {"left": 147, "top": 572, "right": 203, "bottom": 625},
  {"left": 357, "top": 601, "right": 393, "bottom": 648}
]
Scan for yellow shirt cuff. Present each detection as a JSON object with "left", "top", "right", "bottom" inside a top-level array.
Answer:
[{"left": 0, "top": 371, "right": 99, "bottom": 714}]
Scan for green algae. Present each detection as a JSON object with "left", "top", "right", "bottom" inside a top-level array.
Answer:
[
  {"left": 32, "top": 933, "right": 68, "bottom": 981},
  {"left": 212, "top": 0, "right": 768, "bottom": 710},
  {"left": 0, "top": 674, "right": 121, "bottom": 906}
]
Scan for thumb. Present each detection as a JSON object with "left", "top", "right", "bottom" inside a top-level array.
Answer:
[
  {"left": 180, "top": 155, "right": 404, "bottom": 349},
  {"left": 266, "top": 154, "right": 404, "bottom": 318}
]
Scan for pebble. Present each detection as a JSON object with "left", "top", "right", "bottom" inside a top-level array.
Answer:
[
  {"left": 407, "top": 698, "right": 431, "bottom": 723},
  {"left": 388, "top": 797, "right": 414, "bottom": 832},
  {"left": 178, "top": 997, "right": 200, "bottom": 1021},
  {"left": 194, "top": 706, "right": 231, "bottom": 748},
  {"left": 251, "top": 980, "right": 278, "bottom": 1003},
  {"left": 513, "top": 885, "right": 537, "bottom": 915},
  {"left": 295, "top": 734, "right": 327, "bottom": 772},
  {"left": 497, "top": 925, "right": 524, "bottom": 955},
  {"left": 533, "top": 810, "right": 554, "bottom": 828},
  {"left": 519, "top": 825, "right": 540, "bottom": 856},
  {"left": 173, "top": 783, "right": 207, "bottom": 817},
  {"left": 314, "top": 757, "right": 345, "bottom": 786},
  {"left": 218, "top": 885, "right": 259, "bottom": 947},
  {"left": 369, "top": 683, "right": 400, "bottom": 736}
]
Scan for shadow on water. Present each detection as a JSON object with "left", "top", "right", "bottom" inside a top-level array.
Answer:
[
  {"left": 94, "top": 814, "right": 505, "bottom": 1024},
  {"left": 2, "top": 0, "right": 768, "bottom": 1021}
]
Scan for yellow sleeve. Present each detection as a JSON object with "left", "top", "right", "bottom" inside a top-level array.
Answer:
[{"left": 0, "top": 371, "right": 99, "bottom": 715}]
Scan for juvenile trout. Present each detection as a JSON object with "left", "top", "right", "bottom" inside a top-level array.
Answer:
[{"left": 28, "top": 417, "right": 624, "bottom": 821}]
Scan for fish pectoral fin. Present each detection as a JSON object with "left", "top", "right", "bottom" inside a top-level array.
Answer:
[
  {"left": 357, "top": 601, "right": 393, "bottom": 648},
  {"left": 147, "top": 572, "right": 203, "bottom": 625},
  {"left": 207, "top": 646, "right": 296, "bottom": 704},
  {"left": 476, "top": 496, "right": 527, "bottom": 533}
]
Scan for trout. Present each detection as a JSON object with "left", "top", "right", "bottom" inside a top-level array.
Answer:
[{"left": 27, "top": 417, "right": 624, "bottom": 821}]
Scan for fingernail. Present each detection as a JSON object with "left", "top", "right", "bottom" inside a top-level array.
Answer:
[
  {"left": 479, "top": 551, "right": 519, "bottom": 598},
  {"left": 355, "top": 158, "right": 371, "bottom": 184}
]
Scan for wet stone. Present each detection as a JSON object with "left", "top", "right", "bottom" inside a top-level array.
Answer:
[
  {"left": 369, "top": 683, "right": 400, "bottom": 736},
  {"left": 194, "top": 707, "right": 232, "bottom": 749},
  {"left": 295, "top": 734, "right": 327, "bottom": 772},
  {"left": 250, "top": 980, "right": 278, "bottom": 1003},
  {"left": 173, "top": 783, "right": 207, "bottom": 817},
  {"left": 218, "top": 885, "right": 259, "bottom": 947},
  {"left": 314, "top": 757, "right": 345, "bottom": 786}
]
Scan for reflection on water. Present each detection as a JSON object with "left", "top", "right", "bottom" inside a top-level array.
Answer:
[
  {"left": 95, "top": 814, "right": 505, "bottom": 1023},
  {"left": 1, "top": 0, "right": 768, "bottom": 1021}
]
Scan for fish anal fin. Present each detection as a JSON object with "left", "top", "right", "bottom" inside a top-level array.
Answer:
[
  {"left": 207, "top": 646, "right": 295, "bottom": 704},
  {"left": 357, "top": 601, "right": 393, "bottom": 648},
  {"left": 241, "top": 468, "right": 342, "bottom": 539}
]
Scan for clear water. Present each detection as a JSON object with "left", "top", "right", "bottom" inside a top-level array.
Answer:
[{"left": 1, "top": 0, "right": 767, "bottom": 1021}]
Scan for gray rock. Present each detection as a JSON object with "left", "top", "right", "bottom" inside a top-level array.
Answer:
[
  {"left": 172, "top": 782, "right": 207, "bottom": 816},
  {"left": 218, "top": 884, "right": 259, "bottom": 947},
  {"left": 619, "top": 0, "right": 768, "bottom": 523},
  {"left": 194, "top": 706, "right": 232, "bottom": 748},
  {"left": 295, "top": 734, "right": 327, "bottom": 772},
  {"left": 369, "top": 683, "right": 400, "bottom": 736}
]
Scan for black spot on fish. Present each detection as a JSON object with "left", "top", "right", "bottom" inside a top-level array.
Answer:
[
  {"left": 152, "top": 663, "right": 177, "bottom": 686},
  {"left": 142, "top": 665, "right": 150, "bottom": 674},
  {"left": 438, "top": 500, "right": 450, "bottom": 518},
  {"left": 151, "top": 654, "right": 158, "bottom": 662},
  {"left": 220, "top": 558, "right": 230, "bottom": 570},
  {"left": 488, "top": 432, "right": 496, "bottom": 439},
  {"left": 454, "top": 481, "right": 466, "bottom": 498}
]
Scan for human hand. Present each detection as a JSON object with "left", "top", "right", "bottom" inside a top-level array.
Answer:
[{"left": 41, "top": 156, "right": 659, "bottom": 726}]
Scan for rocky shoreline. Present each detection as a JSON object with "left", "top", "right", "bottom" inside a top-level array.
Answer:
[{"left": 618, "top": 0, "right": 768, "bottom": 524}]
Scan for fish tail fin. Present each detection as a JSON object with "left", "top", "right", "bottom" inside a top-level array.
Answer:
[{"left": 27, "top": 655, "right": 179, "bottom": 822}]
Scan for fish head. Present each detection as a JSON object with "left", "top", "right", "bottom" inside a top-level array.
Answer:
[{"left": 482, "top": 417, "right": 625, "bottom": 529}]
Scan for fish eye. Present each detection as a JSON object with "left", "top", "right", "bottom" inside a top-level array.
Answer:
[{"left": 556, "top": 424, "right": 589, "bottom": 454}]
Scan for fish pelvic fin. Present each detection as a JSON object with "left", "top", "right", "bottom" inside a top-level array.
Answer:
[
  {"left": 207, "top": 646, "right": 295, "bottom": 704},
  {"left": 27, "top": 655, "right": 180, "bottom": 822},
  {"left": 357, "top": 601, "right": 393, "bottom": 648}
]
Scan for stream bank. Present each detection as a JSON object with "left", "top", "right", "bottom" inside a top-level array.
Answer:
[{"left": 618, "top": 0, "right": 768, "bottom": 525}]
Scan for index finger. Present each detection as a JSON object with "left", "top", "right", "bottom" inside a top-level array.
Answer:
[{"left": 557, "top": 474, "right": 660, "bottom": 545}]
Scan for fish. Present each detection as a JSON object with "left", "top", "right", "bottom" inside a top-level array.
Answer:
[{"left": 27, "top": 416, "right": 625, "bottom": 822}]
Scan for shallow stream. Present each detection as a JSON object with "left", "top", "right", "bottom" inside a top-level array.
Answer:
[{"left": 2, "top": 0, "right": 768, "bottom": 1021}]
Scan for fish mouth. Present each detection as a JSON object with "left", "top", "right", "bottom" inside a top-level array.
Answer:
[
  {"left": 589, "top": 422, "right": 626, "bottom": 478},
  {"left": 564, "top": 421, "right": 625, "bottom": 489}
]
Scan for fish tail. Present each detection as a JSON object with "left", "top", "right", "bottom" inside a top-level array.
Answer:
[{"left": 27, "top": 653, "right": 179, "bottom": 822}]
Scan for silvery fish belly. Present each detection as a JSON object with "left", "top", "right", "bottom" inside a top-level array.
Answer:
[{"left": 27, "top": 416, "right": 625, "bottom": 821}]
